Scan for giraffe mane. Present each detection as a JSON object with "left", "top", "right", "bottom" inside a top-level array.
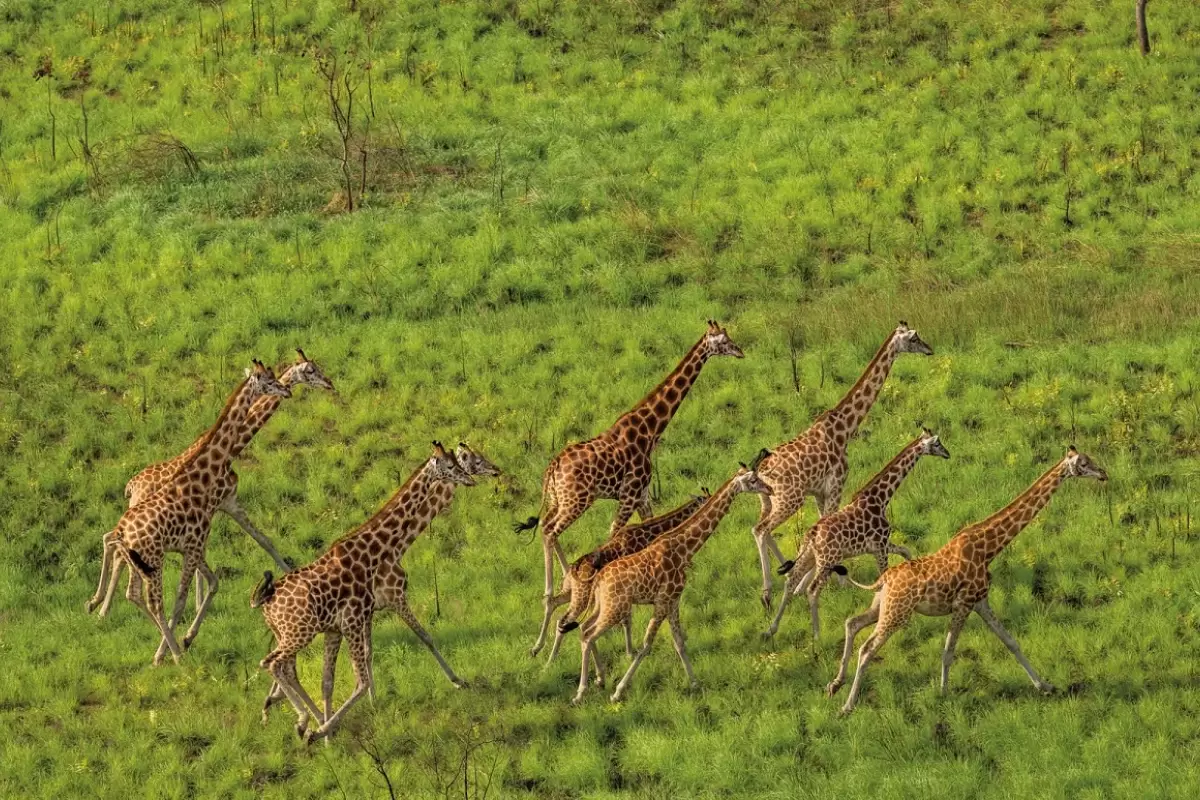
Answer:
[{"left": 175, "top": 373, "right": 251, "bottom": 471}]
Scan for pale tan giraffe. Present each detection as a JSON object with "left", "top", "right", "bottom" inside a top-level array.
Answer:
[
  {"left": 254, "top": 443, "right": 478, "bottom": 742},
  {"left": 751, "top": 322, "right": 934, "bottom": 612},
  {"left": 763, "top": 430, "right": 949, "bottom": 642},
  {"left": 827, "top": 447, "right": 1108, "bottom": 715},
  {"left": 101, "top": 361, "right": 291, "bottom": 664},
  {"left": 540, "top": 487, "right": 711, "bottom": 666},
  {"left": 520, "top": 320, "right": 745, "bottom": 655},
  {"left": 572, "top": 456, "right": 772, "bottom": 705},
  {"left": 86, "top": 350, "right": 334, "bottom": 616}
]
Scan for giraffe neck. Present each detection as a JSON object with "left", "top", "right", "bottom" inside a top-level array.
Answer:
[
  {"left": 826, "top": 334, "right": 898, "bottom": 444},
  {"left": 383, "top": 480, "right": 459, "bottom": 560},
  {"left": 178, "top": 377, "right": 258, "bottom": 477},
  {"left": 673, "top": 477, "right": 741, "bottom": 561},
  {"left": 336, "top": 465, "right": 462, "bottom": 563},
  {"left": 853, "top": 437, "right": 923, "bottom": 510},
  {"left": 967, "top": 460, "right": 1069, "bottom": 563},
  {"left": 615, "top": 336, "right": 709, "bottom": 447},
  {"left": 227, "top": 365, "right": 301, "bottom": 460}
]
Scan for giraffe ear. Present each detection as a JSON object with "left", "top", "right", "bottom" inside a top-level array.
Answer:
[
  {"left": 296, "top": 348, "right": 307, "bottom": 362},
  {"left": 432, "top": 440, "right": 446, "bottom": 456},
  {"left": 898, "top": 320, "right": 909, "bottom": 329},
  {"left": 1067, "top": 444, "right": 1078, "bottom": 455}
]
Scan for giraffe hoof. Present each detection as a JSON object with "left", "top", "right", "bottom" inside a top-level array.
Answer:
[
  {"left": 609, "top": 692, "right": 624, "bottom": 704},
  {"left": 302, "top": 729, "right": 318, "bottom": 745},
  {"left": 837, "top": 706, "right": 854, "bottom": 718},
  {"left": 1038, "top": 682, "right": 1057, "bottom": 695},
  {"left": 760, "top": 595, "right": 773, "bottom": 614},
  {"left": 85, "top": 599, "right": 98, "bottom": 614},
  {"left": 825, "top": 681, "right": 842, "bottom": 697},
  {"left": 451, "top": 678, "right": 469, "bottom": 689},
  {"left": 182, "top": 636, "right": 194, "bottom": 651}
]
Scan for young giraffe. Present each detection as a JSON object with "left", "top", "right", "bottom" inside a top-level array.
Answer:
[
  {"left": 573, "top": 456, "right": 773, "bottom": 705},
  {"left": 254, "top": 443, "right": 478, "bottom": 743},
  {"left": 763, "top": 429, "right": 950, "bottom": 642},
  {"left": 520, "top": 320, "right": 745, "bottom": 655},
  {"left": 103, "top": 361, "right": 291, "bottom": 664},
  {"left": 540, "top": 487, "right": 711, "bottom": 666},
  {"left": 827, "top": 446, "right": 1108, "bottom": 716},
  {"left": 751, "top": 322, "right": 934, "bottom": 612},
  {"left": 86, "top": 350, "right": 334, "bottom": 615}
]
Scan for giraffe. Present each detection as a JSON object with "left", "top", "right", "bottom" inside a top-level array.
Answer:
[
  {"left": 538, "top": 487, "right": 711, "bottom": 665},
  {"left": 86, "top": 350, "right": 334, "bottom": 616},
  {"left": 367, "top": 442, "right": 501, "bottom": 688},
  {"left": 101, "top": 360, "right": 291, "bottom": 664},
  {"left": 572, "top": 454, "right": 772, "bottom": 705},
  {"left": 751, "top": 322, "right": 934, "bottom": 612},
  {"left": 763, "top": 429, "right": 949, "bottom": 642},
  {"left": 826, "top": 446, "right": 1108, "bottom": 716},
  {"left": 519, "top": 320, "right": 745, "bottom": 655},
  {"left": 254, "top": 443, "right": 479, "bottom": 743}
]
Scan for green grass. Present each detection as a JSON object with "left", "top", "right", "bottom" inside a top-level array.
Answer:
[{"left": 2, "top": 0, "right": 1200, "bottom": 796}]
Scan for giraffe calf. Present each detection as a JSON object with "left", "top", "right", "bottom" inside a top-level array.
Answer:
[
  {"left": 763, "top": 430, "right": 949, "bottom": 644},
  {"left": 574, "top": 459, "right": 772, "bottom": 705}
]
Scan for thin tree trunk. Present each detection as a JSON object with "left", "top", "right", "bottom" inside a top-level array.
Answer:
[{"left": 1136, "top": 0, "right": 1150, "bottom": 56}]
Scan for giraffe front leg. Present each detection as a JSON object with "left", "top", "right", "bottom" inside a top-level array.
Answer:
[
  {"left": 610, "top": 615, "right": 662, "bottom": 703},
  {"left": 154, "top": 557, "right": 197, "bottom": 664},
  {"left": 763, "top": 564, "right": 807, "bottom": 639},
  {"left": 395, "top": 590, "right": 467, "bottom": 688},
  {"left": 135, "top": 574, "right": 183, "bottom": 666},
  {"left": 940, "top": 605, "right": 972, "bottom": 694},
  {"left": 268, "top": 655, "right": 319, "bottom": 736},
  {"left": 974, "top": 599, "right": 1055, "bottom": 694},
  {"left": 752, "top": 492, "right": 799, "bottom": 613},
  {"left": 179, "top": 560, "right": 219, "bottom": 652},
  {"left": 667, "top": 609, "right": 698, "bottom": 690},
  {"left": 222, "top": 495, "right": 292, "bottom": 571},
  {"left": 806, "top": 569, "right": 833, "bottom": 646}
]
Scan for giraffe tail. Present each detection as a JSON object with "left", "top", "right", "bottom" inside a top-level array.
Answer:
[
  {"left": 112, "top": 540, "right": 156, "bottom": 579},
  {"left": 513, "top": 516, "right": 540, "bottom": 534},
  {"left": 829, "top": 565, "right": 883, "bottom": 591},
  {"left": 250, "top": 571, "right": 276, "bottom": 608}
]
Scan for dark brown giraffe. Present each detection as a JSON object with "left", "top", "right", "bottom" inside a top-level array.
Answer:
[
  {"left": 255, "top": 443, "right": 478, "bottom": 742},
  {"left": 763, "top": 430, "right": 949, "bottom": 642},
  {"left": 100, "top": 361, "right": 291, "bottom": 664},
  {"left": 539, "top": 488, "right": 711, "bottom": 666},
  {"left": 828, "top": 447, "right": 1108, "bottom": 715},
  {"left": 87, "top": 350, "right": 334, "bottom": 616},
  {"left": 519, "top": 320, "right": 745, "bottom": 655},
  {"left": 751, "top": 322, "right": 933, "bottom": 612},
  {"left": 572, "top": 455, "right": 772, "bottom": 705}
]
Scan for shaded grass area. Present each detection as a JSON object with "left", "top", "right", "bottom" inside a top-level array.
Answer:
[{"left": 1, "top": 0, "right": 1199, "bottom": 797}]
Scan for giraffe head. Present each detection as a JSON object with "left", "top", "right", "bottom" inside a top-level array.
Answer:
[
  {"left": 245, "top": 359, "right": 292, "bottom": 398},
  {"left": 892, "top": 321, "right": 934, "bottom": 356},
  {"left": 286, "top": 348, "right": 336, "bottom": 391},
  {"left": 455, "top": 442, "right": 501, "bottom": 478},
  {"left": 702, "top": 319, "right": 745, "bottom": 359},
  {"left": 429, "top": 441, "right": 475, "bottom": 486},
  {"left": 918, "top": 427, "right": 951, "bottom": 459},
  {"left": 734, "top": 449, "right": 773, "bottom": 495},
  {"left": 1063, "top": 446, "right": 1108, "bottom": 482}
]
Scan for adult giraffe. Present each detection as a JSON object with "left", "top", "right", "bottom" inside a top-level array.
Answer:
[
  {"left": 751, "top": 322, "right": 933, "bottom": 612},
  {"left": 518, "top": 320, "right": 745, "bottom": 654}
]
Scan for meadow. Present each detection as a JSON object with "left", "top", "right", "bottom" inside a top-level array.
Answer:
[{"left": 2, "top": 0, "right": 1200, "bottom": 796}]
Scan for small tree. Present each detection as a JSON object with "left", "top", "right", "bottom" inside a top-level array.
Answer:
[
  {"left": 314, "top": 49, "right": 363, "bottom": 211},
  {"left": 1136, "top": 0, "right": 1150, "bottom": 56}
]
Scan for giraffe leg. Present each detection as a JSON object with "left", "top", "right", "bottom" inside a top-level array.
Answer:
[
  {"left": 179, "top": 559, "right": 219, "bottom": 652},
  {"left": 268, "top": 654, "right": 321, "bottom": 735},
  {"left": 610, "top": 615, "right": 663, "bottom": 703},
  {"left": 533, "top": 508, "right": 580, "bottom": 656},
  {"left": 940, "top": 605, "right": 972, "bottom": 694},
  {"left": 667, "top": 609, "right": 697, "bottom": 690},
  {"left": 261, "top": 680, "right": 287, "bottom": 725},
  {"left": 635, "top": 489, "right": 653, "bottom": 522},
  {"left": 322, "top": 632, "right": 342, "bottom": 721},
  {"left": 827, "top": 593, "right": 881, "bottom": 697},
  {"left": 543, "top": 589, "right": 574, "bottom": 667},
  {"left": 86, "top": 533, "right": 117, "bottom": 613},
  {"left": 623, "top": 617, "right": 634, "bottom": 659},
  {"left": 153, "top": 557, "right": 197, "bottom": 664},
  {"left": 764, "top": 550, "right": 816, "bottom": 638},
  {"left": 98, "top": 539, "right": 128, "bottom": 618},
  {"left": 395, "top": 589, "right": 467, "bottom": 688},
  {"left": 974, "top": 599, "right": 1055, "bottom": 694},
  {"left": 838, "top": 625, "right": 897, "bottom": 716},
  {"left": 307, "top": 621, "right": 373, "bottom": 743},
  {"left": 221, "top": 495, "right": 291, "bottom": 571},
  {"left": 752, "top": 493, "right": 801, "bottom": 613},
  {"left": 806, "top": 569, "right": 832, "bottom": 645},
  {"left": 130, "top": 572, "right": 182, "bottom": 666},
  {"left": 574, "top": 606, "right": 619, "bottom": 704}
]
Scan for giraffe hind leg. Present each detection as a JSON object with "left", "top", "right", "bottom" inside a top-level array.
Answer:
[{"left": 86, "top": 534, "right": 117, "bottom": 613}]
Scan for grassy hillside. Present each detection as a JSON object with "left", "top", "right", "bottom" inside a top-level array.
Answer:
[{"left": 1, "top": 1, "right": 1199, "bottom": 796}]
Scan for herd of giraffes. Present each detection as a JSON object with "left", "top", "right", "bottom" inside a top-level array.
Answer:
[{"left": 86, "top": 323, "right": 1108, "bottom": 741}]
